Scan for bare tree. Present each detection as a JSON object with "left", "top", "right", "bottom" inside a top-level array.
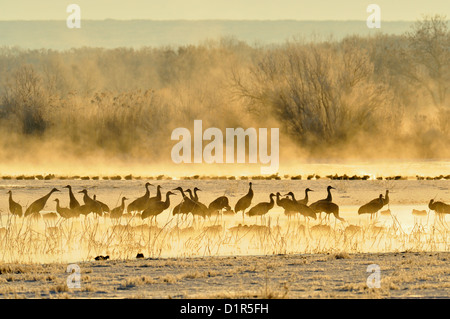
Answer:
[{"left": 404, "top": 15, "right": 450, "bottom": 107}]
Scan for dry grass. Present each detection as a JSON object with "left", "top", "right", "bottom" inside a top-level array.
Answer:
[{"left": 0, "top": 211, "right": 447, "bottom": 264}]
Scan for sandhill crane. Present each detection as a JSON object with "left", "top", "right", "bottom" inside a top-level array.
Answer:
[
  {"left": 146, "top": 185, "right": 162, "bottom": 209},
  {"left": 309, "top": 186, "right": 335, "bottom": 220},
  {"left": 141, "top": 191, "right": 176, "bottom": 222},
  {"left": 78, "top": 189, "right": 102, "bottom": 216},
  {"left": 110, "top": 197, "right": 128, "bottom": 219},
  {"left": 54, "top": 198, "right": 73, "bottom": 219},
  {"left": 72, "top": 204, "right": 89, "bottom": 217},
  {"left": 235, "top": 182, "right": 253, "bottom": 221},
  {"left": 172, "top": 187, "right": 196, "bottom": 217},
  {"left": 188, "top": 188, "right": 209, "bottom": 218},
  {"left": 276, "top": 192, "right": 298, "bottom": 219},
  {"left": 247, "top": 193, "right": 276, "bottom": 223},
  {"left": 7, "top": 190, "right": 23, "bottom": 217},
  {"left": 93, "top": 194, "right": 110, "bottom": 213},
  {"left": 358, "top": 194, "right": 384, "bottom": 221},
  {"left": 24, "top": 188, "right": 59, "bottom": 217},
  {"left": 428, "top": 199, "right": 450, "bottom": 222},
  {"left": 63, "top": 185, "right": 80, "bottom": 209},
  {"left": 208, "top": 195, "right": 233, "bottom": 216},
  {"left": 284, "top": 191, "right": 317, "bottom": 220},
  {"left": 309, "top": 201, "right": 344, "bottom": 223},
  {"left": 127, "top": 182, "right": 153, "bottom": 213},
  {"left": 297, "top": 188, "right": 313, "bottom": 206}
]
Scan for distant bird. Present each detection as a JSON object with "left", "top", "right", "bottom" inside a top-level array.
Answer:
[
  {"left": 428, "top": 199, "right": 450, "bottom": 222},
  {"left": 309, "top": 201, "right": 344, "bottom": 223},
  {"left": 24, "top": 188, "right": 60, "bottom": 217},
  {"left": 284, "top": 192, "right": 317, "bottom": 220},
  {"left": 78, "top": 189, "right": 102, "bottom": 216},
  {"left": 63, "top": 185, "right": 80, "bottom": 209},
  {"left": 235, "top": 182, "right": 254, "bottom": 220},
  {"left": 7, "top": 190, "right": 22, "bottom": 217},
  {"left": 110, "top": 197, "right": 128, "bottom": 219},
  {"left": 208, "top": 195, "right": 232, "bottom": 216},
  {"left": 127, "top": 182, "right": 153, "bottom": 213},
  {"left": 358, "top": 194, "right": 384, "bottom": 220},
  {"left": 141, "top": 191, "right": 176, "bottom": 221},
  {"left": 54, "top": 199, "right": 73, "bottom": 219},
  {"left": 247, "top": 193, "right": 276, "bottom": 220},
  {"left": 93, "top": 195, "right": 110, "bottom": 213},
  {"left": 297, "top": 188, "right": 313, "bottom": 206}
]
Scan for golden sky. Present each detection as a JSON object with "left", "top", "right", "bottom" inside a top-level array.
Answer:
[{"left": 0, "top": 0, "right": 448, "bottom": 20}]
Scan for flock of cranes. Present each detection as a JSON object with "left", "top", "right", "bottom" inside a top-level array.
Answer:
[{"left": 5, "top": 183, "right": 450, "bottom": 224}]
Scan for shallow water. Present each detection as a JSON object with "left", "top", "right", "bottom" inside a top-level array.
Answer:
[{"left": 0, "top": 179, "right": 448, "bottom": 263}]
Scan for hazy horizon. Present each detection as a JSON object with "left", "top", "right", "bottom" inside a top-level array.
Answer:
[{"left": 0, "top": 0, "right": 448, "bottom": 21}]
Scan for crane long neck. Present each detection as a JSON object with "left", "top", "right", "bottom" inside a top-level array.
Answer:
[
  {"left": 43, "top": 191, "right": 55, "bottom": 203},
  {"left": 164, "top": 193, "right": 172, "bottom": 207},
  {"left": 326, "top": 188, "right": 332, "bottom": 201},
  {"left": 248, "top": 185, "right": 253, "bottom": 197},
  {"left": 269, "top": 195, "right": 275, "bottom": 208},
  {"left": 179, "top": 189, "right": 187, "bottom": 199},
  {"left": 276, "top": 193, "right": 281, "bottom": 204},
  {"left": 156, "top": 186, "right": 162, "bottom": 200},
  {"left": 304, "top": 189, "right": 309, "bottom": 200}
]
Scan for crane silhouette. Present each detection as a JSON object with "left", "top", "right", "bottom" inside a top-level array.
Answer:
[
  {"left": 309, "top": 186, "right": 335, "bottom": 220},
  {"left": 146, "top": 185, "right": 162, "bottom": 209},
  {"left": 93, "top": 194, "right": 110, "bottom": 214},
  {"left": 127, "top": 182, "right": 153, "bottom": 214},
  {"left": 235, "top": 182, "right": 253, "bottom": 221},
  {"left": 284, "top": 192, "right": 317, "bottom": 220},
  {"left": 208, "top": 195, "right": 233, "bottom": 216},
  {"left": 24, "top": 188, "right": 60, "bottom": 217},
  {"left": 172, "top": 186, "right": 196, "bottom": 217},
  {"left": 141, "top": 191, "right": 176, "bottom": 222},
  {"left": 7, "top": 190, "right": 23, "bottom": 217},
  {"left": 247, "top": 193, "right": 276, "bottom": 223},
  {"left": 110, "top": 197, "right": 128, "bottom": 219},
  {"left": 54, "top": 198, "right": 73, "bottom": 219},
  {"left": 78, "top": 189, "right": 103, "bottom": 216},
  {"left": 428, "top": 199, "right": 450, "bottom": 222},
  {"left": 63, "top": 185, "right": 80, "bottom": 209},
  {"left": 358, "top": 194, "right": 384, "bottom": 221},
  {"left": 310, "top": 200, "right": 344, "bottom": 223},
  {"left": 296, "top": 188, "right": 313, "bottom": 206}
]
